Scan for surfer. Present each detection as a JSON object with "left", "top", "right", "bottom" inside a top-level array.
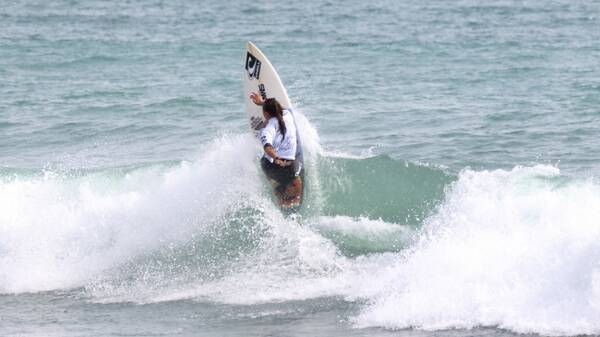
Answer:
[{"left": 250, "top": 92, "right": 303, "bottom": 208}]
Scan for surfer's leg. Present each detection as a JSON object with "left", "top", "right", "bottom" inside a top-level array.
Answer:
[
  {"left": 261, "top": 157, "right": 287, "bottom": 199},
  {"left": 260, "top": 157, "right": 302, "bottom": 208},
  {"left": 261, "top": 157, "right": 293, "bottom": 184},
  {"left": 273, "top": 167, "right": 296, "bottom": 202},
  {"left": 279, "top": 177, "right": 301, "bottom": 199},
  {"left": 260, "top": 157, "right": 278, "bottom": 181},
  {"left": 277, "top": 167, "right": 303, "bottom": 209},
  {"left": 277, "top": 177, "right": 302, "bottom": 207}
]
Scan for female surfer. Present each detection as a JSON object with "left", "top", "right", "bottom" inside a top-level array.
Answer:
[{"left": 250, "top": 92, "right": 302, "bottom": 208}]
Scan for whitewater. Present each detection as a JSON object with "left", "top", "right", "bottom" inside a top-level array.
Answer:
[
  {"left": 3, "top": 111, "right": 600, "bottom": 335},
  {"left": 3, "top": 0, "right": 600, "bottom": 336}
]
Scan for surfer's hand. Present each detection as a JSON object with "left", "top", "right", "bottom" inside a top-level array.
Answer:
[
  {"left": 250, "top": 92, "right": 263, "bottom": 106},
  {"left": 274, "top": 158, "right": 285, "bottom": 167}
]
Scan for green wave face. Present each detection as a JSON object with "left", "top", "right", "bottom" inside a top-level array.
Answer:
[{"left": 315, "top": 156, "right": 453, "bottom": 225}]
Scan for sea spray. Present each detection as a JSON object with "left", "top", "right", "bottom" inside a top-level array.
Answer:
[{"left": 0, "top": 134, "right": 263, "bottom": 293}]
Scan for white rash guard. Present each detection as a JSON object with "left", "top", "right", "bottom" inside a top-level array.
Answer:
[{"left": 260, "top": 109, "right": 297, "bottom": 162}]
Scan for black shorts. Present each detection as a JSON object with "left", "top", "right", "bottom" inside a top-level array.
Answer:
[{"left": 260, "top": 157, "right": 297, "bottom": 186}]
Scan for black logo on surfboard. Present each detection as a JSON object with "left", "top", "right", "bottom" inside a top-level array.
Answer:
[
  {"left": 246, "top": 52, "right": 261, "bottom": 80},
  {"left": 258, "top": 84, "right": 267, "bottom": 100}
]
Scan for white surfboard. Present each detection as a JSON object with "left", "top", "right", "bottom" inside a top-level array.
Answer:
[
  {"left": 244, "top": 41, "right": 292, "bottom": 123},
  {"left": 243, "top": 41, "right": 304, "bottom": 210}
]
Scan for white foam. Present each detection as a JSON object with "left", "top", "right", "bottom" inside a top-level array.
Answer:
[
  {"left": 0, "top": 134, "right": 263, "bottom": 293},
  {"left": 292, "top": 109, "right": 323, "bottom": 159},
  {"left": 354, "top": 165, "right": 600, "bottom": 336},
  {"left": 311, "top": 216, "right": 416, "bottom": 254},
  {"left": 128, "top": 215, "right": 409, "bottom": 306},
  {"left": 314, "top": 215, "right": 410, "bottom": 235},
  {"left": 321, "top": 148, "right": 376, "bottom": 160}
]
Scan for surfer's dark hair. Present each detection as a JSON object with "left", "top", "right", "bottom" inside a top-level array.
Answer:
[{"left": 263, "top": 98, "right": 286, "bottom": 139}]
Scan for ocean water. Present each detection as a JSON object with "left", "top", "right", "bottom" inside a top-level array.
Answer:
[{"left": 2, "top": 0, "right": 600, "bottom": 336}]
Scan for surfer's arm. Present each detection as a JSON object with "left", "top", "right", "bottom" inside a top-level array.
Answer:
[
  {"left": 260, "top": 123, "right": 285, "bottom": 165},
  {"left": 263, "top": 145, "right": 287, "bottom": 167},
  {"left": 263, "top": 144, "right": 279, "bottom": 160}
]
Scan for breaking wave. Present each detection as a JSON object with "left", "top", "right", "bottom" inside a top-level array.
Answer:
[{"left": 2, "top": 112, "right": 600, "bottom": 336}]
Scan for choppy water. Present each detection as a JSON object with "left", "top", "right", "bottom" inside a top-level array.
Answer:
[{"left": 2, "top": 1, "right": 600, "bottom": 336}]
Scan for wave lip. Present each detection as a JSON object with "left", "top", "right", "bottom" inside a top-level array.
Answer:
[{"left": 354, "top": 165, "right": 600, "bottom": 336}]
